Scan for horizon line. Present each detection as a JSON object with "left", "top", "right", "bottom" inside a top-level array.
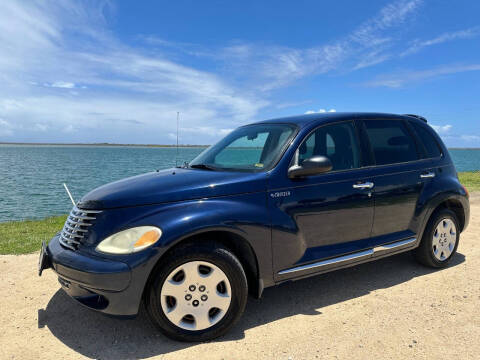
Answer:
[
  {"left": 1, "top": 142, "right": 480, "bottom": 150},
  {"left": 0, "top": 142, "right": 210, "bottom": 148}
]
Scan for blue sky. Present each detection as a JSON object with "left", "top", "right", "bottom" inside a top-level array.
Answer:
[{"left": 0, "top": 0, "right": 479, "bottom": 146}]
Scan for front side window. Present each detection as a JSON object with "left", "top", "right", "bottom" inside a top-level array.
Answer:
[
  {"left": 189, "top": 124, "right": 296, "bottom": 172},
  {"left": 292, "top": 121, "right": 361, "bottom": 171},
  {"left": 364, "top": 120, "right": 419, "bottom": 165},
  {"left": 409, "top": 121, "right": 442, "bottom": 158}
]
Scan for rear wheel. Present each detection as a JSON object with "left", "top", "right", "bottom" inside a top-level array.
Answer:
[
  {"left": 414, "top": 208, "right": 459, "bottom": 268},
  {"left": 145, "top": 242, "right": 248, "bottom": 341}
]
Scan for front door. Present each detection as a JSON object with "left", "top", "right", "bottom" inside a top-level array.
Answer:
[{"left": 270, "top": 120, "right": 375, "bottom": 279}]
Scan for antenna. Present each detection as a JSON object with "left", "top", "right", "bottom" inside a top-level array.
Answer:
[
  {"left": 175, "top": 111, "right": 179, "bottom": 167},
  {"left": 63, "top": 183, "right": 76, "bottom": 206}
]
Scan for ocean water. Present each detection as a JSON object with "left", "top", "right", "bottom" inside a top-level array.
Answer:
[{"left": 0, "top": 145, "right": 479, "bottom": 222}]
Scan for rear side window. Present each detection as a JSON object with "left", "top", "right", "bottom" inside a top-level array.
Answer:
[
  {"left": 409, "top": 121, "right": 442, "bottom": 158},
  {"left": 364, "top": 120, "right": 419, "bottom": 165}
]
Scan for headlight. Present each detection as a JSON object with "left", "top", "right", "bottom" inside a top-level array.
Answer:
[{"left": 96, "top": 226, "right": 162, "bottom": 254}]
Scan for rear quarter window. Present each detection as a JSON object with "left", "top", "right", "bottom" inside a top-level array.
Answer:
[
  {"left": 364, "top": 120, "right": 419, "bottom": 165},
  {"left": 409, "top": 121, "right": 442, "bottom": 158}
]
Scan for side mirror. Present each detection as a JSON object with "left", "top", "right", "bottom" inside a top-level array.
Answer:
[{"left": 288, "top": 156, "right": 333, "bottom": 179}]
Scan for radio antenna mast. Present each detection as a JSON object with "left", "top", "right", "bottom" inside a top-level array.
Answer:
[{"left": 175, "top": 111, "right": 179, "bottom": 167}]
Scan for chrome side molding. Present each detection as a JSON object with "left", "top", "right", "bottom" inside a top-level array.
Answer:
[
  {"left": 278, "top": 237, "right": 417, "bottom": 275},
  {"left": 373, "top": 237, "right": 416, "bottom": 253},
  {"left": 278, "top": 249, "right": 373, "bottom": 275}
]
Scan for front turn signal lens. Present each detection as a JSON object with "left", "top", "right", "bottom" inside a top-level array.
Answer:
[
  {"left": 96, "top": 226, "right": 162, "bottom": 254},
  {"left": 134, "top": 230, "right": 161, "bottom": 248}
]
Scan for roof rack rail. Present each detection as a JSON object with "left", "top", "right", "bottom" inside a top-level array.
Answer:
[{"left": 403, "top": 114, "right": 427, "bottom": 123}]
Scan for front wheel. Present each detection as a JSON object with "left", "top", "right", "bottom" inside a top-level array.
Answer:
[
  {"left": 414, "top": 208, "right": 460, "bottom": 268},
  {"left": 144, "top": 242, "right": 248, "bottom": 342}
]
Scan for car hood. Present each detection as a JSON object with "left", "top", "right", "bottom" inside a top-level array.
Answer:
[{"left": 78, "top": 168, "right": 267, "bottom": 209}]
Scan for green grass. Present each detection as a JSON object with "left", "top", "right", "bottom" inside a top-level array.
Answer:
[
  {"left": 458, "top": 170, "right": 480, "bottom": 191},
  {"left": 0, "top": 170, "right": 479, "bottom": 255},
  {"left": 0, "top": 215, "right": 67, "bottom": 255}
]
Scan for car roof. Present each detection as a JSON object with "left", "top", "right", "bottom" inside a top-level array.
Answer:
[{"left": 253, "top": 112, "right": 418, "bottom": 128}]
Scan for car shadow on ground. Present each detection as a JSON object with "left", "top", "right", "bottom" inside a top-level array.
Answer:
[{"left": 39, "top": 251, "right": 465, "bottom": 359}]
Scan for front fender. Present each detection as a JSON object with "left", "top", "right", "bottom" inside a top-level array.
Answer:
[
  {"left": 150, "top": 193, "right": 273, "bottom": 286},
  {"left": 87, "top": 192, "right": 272, "bottom": 286}
]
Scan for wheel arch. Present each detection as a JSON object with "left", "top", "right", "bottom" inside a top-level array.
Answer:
[
  {"left": 420, "top": 194, "right": 468, "bottom": 241},
  {"left": 433, "top": 198, "right": 466, "bottom": 232},
  {"left": 143, "top": 228, "right": 262, "bottom": 302}
]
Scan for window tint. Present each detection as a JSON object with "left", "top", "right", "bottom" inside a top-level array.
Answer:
[
  {"left": 409, "top": 121, "right": 442, "bottom": 158},
  {"left": 294, "top": 121, "right": 361, "bottom": 171},
  {"left": 364, "top": 120, "right": 418, "bottom": 165}
]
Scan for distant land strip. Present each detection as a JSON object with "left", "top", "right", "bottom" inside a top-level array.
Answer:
[
  {"left": 1, "top": 142, "right": 479, "bottom": 150},
  {"left": 0, "top": 142, "right": 209, "bottom": 148}
]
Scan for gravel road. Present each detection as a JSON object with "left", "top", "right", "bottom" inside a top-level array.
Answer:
[{"left": 1, "top": 193, "right": 479, "bottom": 360}]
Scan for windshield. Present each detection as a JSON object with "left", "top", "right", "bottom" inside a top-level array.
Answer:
[{"left": 189, "top": 123, "right": 296, "bottom": 172}]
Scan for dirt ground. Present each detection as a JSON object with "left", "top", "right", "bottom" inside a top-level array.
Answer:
[{"left": 1, "top": 194, "right": 479, "bottom": 360}]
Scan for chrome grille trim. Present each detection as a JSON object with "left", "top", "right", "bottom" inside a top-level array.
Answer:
[
  {"left": 69, "top": 214, "right": 96, "bottom": 220},
  {"left": 62, "top": 228, "right": 84, "bottom": 239},
  {"left": 61, "top": 233, "right": 80, "bottom": 245},
  {"left": 64, "top": 223, "right": 88, "bottom": 233},
  {"left": 66, "top": 216, "right": 93, "bottom": 226},
  {"left": 59, "top": 206, "right": 102, "bottom": 250},
  {"left": 72, "top": 208, "right": 102, "bottom": 214}
]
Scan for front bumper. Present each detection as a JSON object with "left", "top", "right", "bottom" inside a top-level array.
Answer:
[{"left": 45, "top": 234, "right": 144, "bottom": 316}]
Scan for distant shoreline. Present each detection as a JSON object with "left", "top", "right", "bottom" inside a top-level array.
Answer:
[
  {"left": 0, "top": 142, "right": 209, "bottom": 148},
  {"left": 0, "top": 142, "right": 478, "bottom": 150}
]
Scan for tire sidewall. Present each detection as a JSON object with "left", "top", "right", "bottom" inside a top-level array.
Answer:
[{"left": 145, "top": 245, "right": 248, "bottom": 342}]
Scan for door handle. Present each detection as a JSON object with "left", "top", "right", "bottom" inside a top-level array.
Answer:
[
  {"left": 420, "top": 172, "right": 435, "bottom": 179},
  {"left": 353, "top": 182, "right": 374, "bottom": 189}
]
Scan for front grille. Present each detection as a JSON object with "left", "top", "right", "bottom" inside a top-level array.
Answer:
[{"left": 59, "top": 206, "right": 102, "bottom": 250}]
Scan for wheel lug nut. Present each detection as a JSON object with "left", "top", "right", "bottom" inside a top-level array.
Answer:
[
  {"left": 189, "top": 285, "right": 196, "bottom": 291},
  {"left": 192, "top": 300, "right": 199, "bottom": 307},
  {"left": 201, "top": 295, "right": 208, "bottom": 301},
  {"left": 185, "top": 294, "right": 192, "bottom": 301},
  {"left": 199, "top": 285, "right": 206, "bottom": 292}
]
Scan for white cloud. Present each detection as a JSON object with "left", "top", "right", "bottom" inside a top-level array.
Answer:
[
  {"left": 49, "top": 81, "right": 76, "bottom": 89},
  {"left": 438, "top": 132, "right": 480, "bottom": 147},
  {"left": 212, "top": 0, "right": 423, "bottom": 90},
  {"left": 0, "top": 1, "right": 266, "bottom": 143},
  {"left": 305, "top": 109, "right": 336, "bottom": 114},
  {"left": 0, "top": 119, "right": 13, "bottom": 137},
  {"left": 3, "top": 0, "right": 473, "bottom": 144},
  {"left": 460, "top": 135, "right": 480, "bottom": 141},
  {"left": 349, "top": 0, "right": 422, "bottom": 46},
  {"left": 180, "top": 127, "right": 234, "bottom": 138},
  {"left": 364, "top": 64, "right": 480, "bottom": 88},
  {"left": 401, "top": 26, "right": 480, "bottom": 56},
  {"left": 431, "top": 124, "right": 452, "bottom": 134},
  {"left": 62, "top": 124, "right": 75, "bottom": 133},
  {"left": 34, "top": 123, "right": 48, "bottom": 132}
]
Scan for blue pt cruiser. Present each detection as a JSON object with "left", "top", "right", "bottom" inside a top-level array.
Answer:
[{"left": 39, "top": 112, "right": 470, "bottom": 341}]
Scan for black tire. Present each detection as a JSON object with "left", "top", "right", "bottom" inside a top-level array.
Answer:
[
  {"left": 144, "top": 242, "right": 248, "bottom": 342},
  {"left": 413, "top": 208, "right": 460, "bottom": 268}
]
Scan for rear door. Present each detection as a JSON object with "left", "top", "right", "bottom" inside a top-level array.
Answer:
[{"left": 359, "top": 119, "right": 425, "bottom": 247}]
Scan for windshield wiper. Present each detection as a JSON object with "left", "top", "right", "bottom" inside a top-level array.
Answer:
[
  {"left": 189, "top": 163, "right": 217, "bottom": 171},
  {"left": 176, "top": 161, "right": 189, "bottom": 169}
]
